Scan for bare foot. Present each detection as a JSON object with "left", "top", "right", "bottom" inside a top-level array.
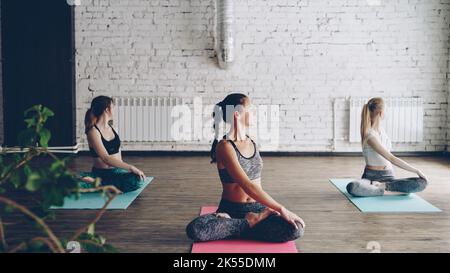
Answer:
[
  {"left": 245, "top": 208, "right": 275, "bottom": 228},
  {"left": 80, "top": 176, "right": 96, "bottom": 183},
  {"left": 214, "top": 213, "right": 231, "bottom": 219},
  {"left": 372, "top": 181, "right": 385, "bottom": 190},
  {"left": 373, "top": 181, "right": 408, "bottom": 196}
]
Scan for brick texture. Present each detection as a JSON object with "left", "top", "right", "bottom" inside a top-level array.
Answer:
[{"left": 2, "top": 0, "right": 450, "bottom": 152}]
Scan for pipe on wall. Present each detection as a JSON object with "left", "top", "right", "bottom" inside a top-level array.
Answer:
[{"left": 215, "top": 0, "right": 235, "bottom": 69}]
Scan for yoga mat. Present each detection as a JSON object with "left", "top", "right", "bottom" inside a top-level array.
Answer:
[
  {"left": 329, "top": 178, "right": 441, "bottom": 213},
  {"left": 50, "top": 177, "right": 153, "bottom": 210},
  {"left": 191, "top": 206, "right": 298, "bottom": 253}
]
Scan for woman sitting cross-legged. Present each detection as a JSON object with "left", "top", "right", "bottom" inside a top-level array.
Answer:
[
  {"left": 82, "top": 95, "right": 146, "bottom": 193},
  {"left": 186, "top": 93, "right": 305, "bottom": 243},
  {"left": 346, "top": 97, "right": 428, "bottom": 197}
]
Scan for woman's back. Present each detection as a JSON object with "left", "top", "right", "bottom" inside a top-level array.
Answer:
[{"left": 362, "top": 128, "right": 392, "bottom": 169}]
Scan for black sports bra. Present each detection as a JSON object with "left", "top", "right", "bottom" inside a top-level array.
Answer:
[{"left": 89, "top": 125, "right": 121, "bottom": 158}]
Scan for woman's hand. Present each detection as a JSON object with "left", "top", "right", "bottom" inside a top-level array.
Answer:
[
  {"left": 129, "top": 166, "right": 146, "bottom": 181},
  {"left": 416, "top": 169, "right": 428, "bottom": 181},
  {"left": 280, "top": 207, "right": 306, "bottom": 230}
]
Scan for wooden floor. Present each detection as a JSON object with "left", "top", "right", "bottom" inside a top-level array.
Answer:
[{"left": 6, "top": 155, "right": 450, "bottom": 253}]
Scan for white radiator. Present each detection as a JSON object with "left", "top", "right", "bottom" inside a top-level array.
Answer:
[
  {"left": 349, "top": 97, "right": 423, "bottom": 143},
  {"left": 113, "top": 97, "right": 183, "bottom": 142}
]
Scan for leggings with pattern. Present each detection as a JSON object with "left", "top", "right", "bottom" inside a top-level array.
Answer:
[{"left": 186, "top": 199, "right": 304, "bottom": 243}]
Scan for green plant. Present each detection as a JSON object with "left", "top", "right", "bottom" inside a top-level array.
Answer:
[{"left": 0, "top": 105, "right": 120, "bottom": 253}]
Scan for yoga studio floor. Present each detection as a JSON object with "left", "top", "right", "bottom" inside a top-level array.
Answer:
[{"left": 7, "top": 155, "right": 450, "bottom": 253}]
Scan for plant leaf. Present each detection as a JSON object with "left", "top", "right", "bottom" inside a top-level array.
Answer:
[
  {"left": 41, "top": 107, "right": 55, "bottom": 120},
  {"left": 87, "top": 224, "right": 95, "bottom": 235},
  {"left": 10, "top": 172, "right": 23, "bottom": 188},
  {"left": 39, "top": 128, "right": 51, "bottom": 148},
  {"left": 25, "top": 173, "right": 41, "bottom": 192},
  {"left": 24, "top": 118, "right": 37, "bottom": 128}
]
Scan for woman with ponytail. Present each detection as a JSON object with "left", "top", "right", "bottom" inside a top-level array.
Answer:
[
  {"left": 346, "top": 97, "right": 428, "bottom": 197},
  {"left": 186, "top": 93, "right": 305, "bottom": 243},
  {"left": 83, "top": 96, "right": 146, "bottom": 193}
]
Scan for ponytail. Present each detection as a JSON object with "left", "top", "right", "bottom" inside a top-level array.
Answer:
[
  {"left": 210, "top": 102, "right": 224, "bottom": 163},
  {"left": 360, "top": 97, "right": 384, "bottom": 143},
  {"left": 360, "top": 104, "right": 371, "bottom": 143},
  {"left": 210, "top": 139, "right": 219, "bottom": 163},
  {"left": 84, "top": 108, "right": 97, "bottom": 134},
  {"left": 210, "top": 93, "right": 248, "bottom": 163},
  {"left": 84, "top": 96, "right": 114, "bottom": 134}
]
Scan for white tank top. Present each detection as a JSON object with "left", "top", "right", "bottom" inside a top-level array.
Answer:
[{"left": 362, "top": 128, "right": 392, "bottom": 169}]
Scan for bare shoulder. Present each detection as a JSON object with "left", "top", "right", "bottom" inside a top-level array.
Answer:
[
  {"left": 86, "top": 127, "right": 101, "bottom": 140},
  {"left": 216, "top": 139, "right": 234, "bottom": 155},
  {"left": 367, "top": 136, "right": 384, "bottom": 150}
]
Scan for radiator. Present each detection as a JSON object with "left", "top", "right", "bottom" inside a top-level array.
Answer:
[
  {"left": 113, "top": 97, "right": 184, "bottom": 142},
  {"left": 349, "top": 97, "right": 423, "bottom": 143}
]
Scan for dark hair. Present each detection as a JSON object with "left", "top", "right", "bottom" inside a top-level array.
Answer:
[
  {"left": 84, "top": 96, "right": 114, "bottom": 134},
  {"left": 210, "top": 93, "right": 248, "bottom": 163}
]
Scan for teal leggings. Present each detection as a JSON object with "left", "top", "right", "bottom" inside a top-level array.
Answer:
[{"left": 88, "top": 167, "right": 142, "bottom": 193}]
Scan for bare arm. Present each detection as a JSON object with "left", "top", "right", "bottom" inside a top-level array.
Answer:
[
  {"left": 87, "top": 129, "right": 145, "bottom": 180},
  {"left": 367, "top": 137, "right": 427, "bottom": 181}
]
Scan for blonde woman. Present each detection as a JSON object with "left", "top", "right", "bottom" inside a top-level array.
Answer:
[{"left": 346, "top": 97, "right": 428, "bottom": 197}]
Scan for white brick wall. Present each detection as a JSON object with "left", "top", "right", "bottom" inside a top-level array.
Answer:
[
  {"left": 448, "top": 76, "right": 450, "bottom": 152},
  {"left": 447, "top": 30, "right": 450, "bottom": 153},
  {"left": 74, "top": 0, "right": 450, "bottom": 152},
  {"left": 1, "top": 0, "right": 450, "bottom": 152}
]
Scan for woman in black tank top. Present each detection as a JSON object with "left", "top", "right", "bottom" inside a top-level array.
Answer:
[
  {"left": 81, "top": 96, "right": 146, "bottom": 193},
  {"left": 186, "top": 93, "right": 305, "bottom": 243}
]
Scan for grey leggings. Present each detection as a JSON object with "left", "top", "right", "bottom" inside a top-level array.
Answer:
[
  {"left": 361, "top": 168, "right": 427, "bottom": 193},
  {"left": 186, "top": 199, "right": 304, "bottom": 243}
]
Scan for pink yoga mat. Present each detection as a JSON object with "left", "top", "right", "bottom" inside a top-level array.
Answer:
[{"left": 190, "top": 206, "right": 298, "bottom": 253}]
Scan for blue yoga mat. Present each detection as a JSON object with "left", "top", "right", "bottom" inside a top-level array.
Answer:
[
  {"left": 329, "top": 178, "right": 441, "bottom": 213},
  {"left": 51, "top": 177, "right": 153, "bottom": 210}
]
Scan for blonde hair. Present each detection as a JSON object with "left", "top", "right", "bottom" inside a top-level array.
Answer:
[{"left": 361, "top": 97, "right": 384, "bottom": 143}]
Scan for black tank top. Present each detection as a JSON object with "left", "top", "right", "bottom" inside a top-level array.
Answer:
[{"left": 89, "top": 125, "right": 121, "bottom": 158}]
